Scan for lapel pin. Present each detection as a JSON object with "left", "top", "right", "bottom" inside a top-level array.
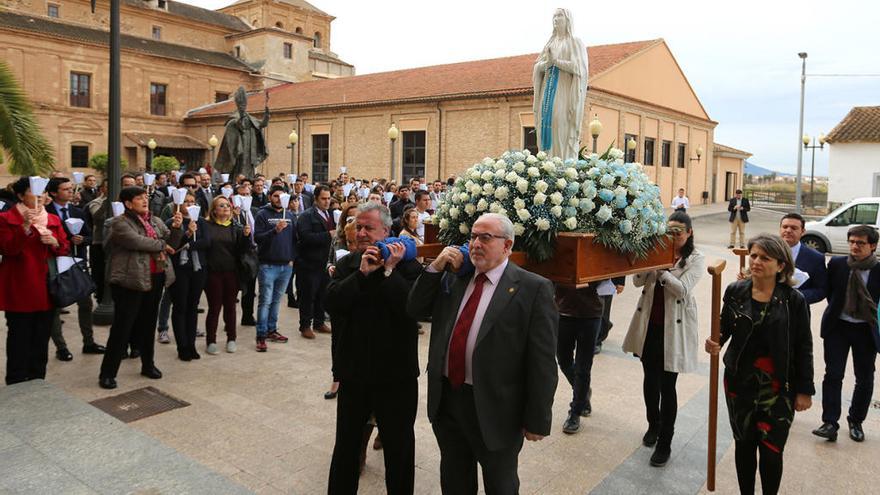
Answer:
[{"left": 508, "top": 287, "right": 515, "bottom": 293}]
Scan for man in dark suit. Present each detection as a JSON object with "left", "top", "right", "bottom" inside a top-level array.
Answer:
[
  {"left": 813, "top": 225, "right": 880, "bottom": 443},
  {"left": 779, "top": 212, "right": 827, "bottom": 305},
  {"left": 295, "top": 185, "right": 335, "bottom": 339},
  {"left": 293, "top": 178, "right": 314, "bottom": 212},
  {"left": 77, "top": 174, "right": 99, "bottom": 206},
  {"left": 46, "top": 177, "right": 104, "bottom": 361},
  {"left": 325, "top": 202, "right": 423, "bottom": 494},
  {"left": 408, "top": 213, "right": 558, "bottom": 494},
  {"left": 195, "top": 172, "right": 215, "bottom": 212},
  {"left": 727, "top": 189, "right": 750, "bottom": 248}
]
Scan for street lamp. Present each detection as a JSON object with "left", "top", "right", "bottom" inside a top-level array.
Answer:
[
  {"left": 208, "top": 134, "right": 218, "bottom": 171},
  {"left": 626, "top": 136, "right": 637, "bottom": 162},
  {"left": 803, "top": 132, "right": 825, "bottom": 208},
  {"left": 147, "top": 137, "right": 157, "bottom": 170},
  {"left": 795, "top": 52, "right": 808, "bottom": 213},
  {"left": 589, "top": 114, "right": 602, "bottom": 154},
  {"left": 689, "top": 144, "right": 704, "bottom": 163},
  {"left": 287, "top": 129, "right": 299, "bottom": 175},
  {"left": 388, "top": 123, "right": 399, "bottom": 183}
]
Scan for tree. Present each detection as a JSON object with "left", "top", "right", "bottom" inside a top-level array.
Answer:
[
  {"left": 151, "top": 155, "right": 180, "bottom": 173},
  {"left": 0, "top": 61, "right": 54, "bottom": 176},
  {"left": 88, "top": 153, "right": 128, "bottom": 173}
]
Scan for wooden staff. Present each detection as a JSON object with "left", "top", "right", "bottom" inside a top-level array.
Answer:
[
  {"left": 732, "top": 247, "right": 748, "bottom": 276},
  {"left": 706, "top": 258, "right": 727, "bottom": 492}
]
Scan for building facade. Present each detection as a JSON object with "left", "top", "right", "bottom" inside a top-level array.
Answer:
[{"left": 826, "top": 106, "right": 880, "bottom": 204}]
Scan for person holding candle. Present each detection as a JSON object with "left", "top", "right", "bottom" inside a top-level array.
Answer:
[{"left": 167, "top": 192, "right": 209, "bottom": 361}]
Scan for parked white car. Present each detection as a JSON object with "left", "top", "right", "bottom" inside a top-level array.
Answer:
[{"left": 802, "top": 197, "right": 880, "bottom": 254}]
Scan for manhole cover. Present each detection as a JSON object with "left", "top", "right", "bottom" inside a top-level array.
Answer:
[{"left": 90, "top": 386, "right": 189, "bottom": 423}]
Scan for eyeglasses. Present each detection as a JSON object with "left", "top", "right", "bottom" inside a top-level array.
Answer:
[
  {"left": 848, "top": 239, "right": 870, "bottom": 246},
  {"left": 470, "top": 232, "right": 506, "bottom": 243},
  {"left": 183, "top": 184, "right": 198, "bottom": 189}
]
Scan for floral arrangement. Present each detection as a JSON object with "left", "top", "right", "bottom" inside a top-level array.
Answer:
[{"left": 432, "top": 148, "right": 667, "bottom": 262}]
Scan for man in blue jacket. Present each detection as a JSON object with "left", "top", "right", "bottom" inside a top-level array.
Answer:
[
  {"left": 779, "top": 213, "right": 827, "bottom": 305},
  {"left": 253, "top": 185, "right": 297, "bottom": 352}
]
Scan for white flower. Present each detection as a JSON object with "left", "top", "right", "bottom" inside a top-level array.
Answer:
[
  {"left": 464, "top": 203, "right": 476, "bottom": 215},
  {"left": 516, "top": 179, "right": 529, "bottom": 194},
  {"left": 513, "top": 161, "right": 525, "bottom": 173},
  {"left": 459, "top": 223, "right": 470, "bottom": 234},
  {"left": 483, "top": 183, "right": 495, "bottom": 195},
  {"left": 550, "top": 205, "right": 563, "bottom": 217},
  {"left": 489, "top": 202, "right": 502, "bottom": 213},
  {"left": 564, "top": 217, "right": 578, "bottom": 230},
  {"left": 505, "top": 171, "right": 520, "bottom": 183},
  {"left": 439, "top": 219, "right": 449, "bottom": 229},
  {"left": 526, "top": 155, "right": 538, "bottom": 164},
  {"left": 535, "top": 218, "right": 551, "bottom": 231},
  {"left": 542, "top": 162, "right": 556, "bottom": 174},
  {"left": 494, "top": 186, "right": 509, "bottom": 200},
  {"left": 469, "top": 169, "right": 482, "bottom": 180},
  {"left": 494, "top": 159, "right": 506, "bottom": 170},
  {"left": 556, "top": 178, "right": 567, "bottom": 189},
  {"left": 449, "top": 207, "right": 459, "bottom": 219},
  {"left": 459, "top": 193, "right": 469, "bottom": 202},
  {"left": 481, "top": 157, "right": 494, "bottom": 166},
  {"left": 550, "top": 192, "right": 563, "bottom": 205},
  {"left": 514, "top": 198, "right": 526, "bottom": 210},
  {"left": 596, "top": 204, "right": 613, "bottom": 223},
  {"left": 609, "top": 148, "right": 625, "bottom": 160},
  {"left": 535, "top": 180, "right": 549, "bottom": 193},
  {"left": 476, "top": 199, "right": 488, "bottom": 212},
  {"left": 527, "top": 167, "right": 540, "bottom": 178},
  {"left": 470, "top": 184, "right": 483, "bottom": 195},
  {"left": 600, "top": 174, "right": 616, "bottom": 187},
  {"left": 533, "top": 192, "right": 547, "bottom": 205},
  {"left": 536, "top": 151, "right": 547, "bottom": 160},
  {"left": 516, "top": 209, "right": 531, "bottom": 221},
  {"left": 513, "top": 223, "right": 526, "bottom": 235},
  {"left": 579, "top": 198, "right": 595, "bottom": 212},
  {"left": 619, "top": 219, "right": 633, "bottom": 234},
  {"left": 614, "top": 186, "right": 627, "bottom": 198},
  {"left": 564, "top": 168, "right": 578, "bottom": 180},
  {"left": 481, "top": 170, "right": 495, "bottom": 182},
  {"left": 568, "top": 197, "right": 580, "bottom": 208},
  {"left": 497, "top": 208, "right": 508, "bottom": 217},
  {"left": 495, "top": 168, "right": 506, "bottom": 179}
]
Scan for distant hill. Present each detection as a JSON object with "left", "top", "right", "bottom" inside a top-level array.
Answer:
[{"left": 744, "top": 161, "right": 792, "bottom": 177}]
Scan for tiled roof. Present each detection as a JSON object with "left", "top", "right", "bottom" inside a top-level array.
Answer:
[
  {"left": 226, "top": 0, "right": 332, "bottom": 18},
  {"left": 714, "top": 143, "right": 751, "bottom": 157},
  {"left": 825, "top": 106, "right": 880, "bottom": 144},
  {"left": 0, "top": 11, "right": 253, "bottom": 73},
  {"left": 124, "top": 0, "right": 250, "bottom": 31},
  {"left": 125, "top": 131, "right": 209, "bottom": 150},
  {"left": 188, "top": 39, "right": 661, "bottom": 117}
]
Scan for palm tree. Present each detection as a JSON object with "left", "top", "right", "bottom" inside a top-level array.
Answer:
[{"left": 0, "top": 61, "right": 54, "bottom": 176}]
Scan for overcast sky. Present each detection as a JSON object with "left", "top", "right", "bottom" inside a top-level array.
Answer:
[{"left": 190, "top": 0, "right": 879, "bottom": 175}]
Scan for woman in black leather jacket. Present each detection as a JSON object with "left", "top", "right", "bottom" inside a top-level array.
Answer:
[{"left": 706, "top": 233, "right": 814, "bottom": 495}]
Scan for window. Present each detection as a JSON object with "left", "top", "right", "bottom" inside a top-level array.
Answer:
[
  {"left": 313, "top": 32, "right": 322, "bottom": 49},
  {"left": 624, "top": 133, "right": 638, "bottom": 163},
  {"left": 295, "top": 27, "right": 303, "bottom": 34},
  {"left": 71, "top": 145, "right": 89, "bottom": 168},
  {"left": 158, "top": 0, "right": 167, "bottom": 9},
  {"left": 677, "top": 143, "right": 686, "bottom": 168},
  {"left": 150, "top": 83, "right": 167, "bottom": 116},
  {"left": 234, "top": 46, "right": 241, "bottom": 58},
  {"left": 644, "top": 137, "right": 655, "bottom": 166},
  {"left": 69, "top": 72, "right": 90, "bottom": 108},
  {"left": 522, "top": 127, "right": 538, "bottom": 155},
  {"left": 152, "top": 26, "right": 161, "bottom": 40},
  {"left": 402, "top": 131, "right": 426, "bottom": 184},
  {"left": 47, "top": 3, "right": 59, "bottom": 18},
  {"left": 275, "top": 21, "right": 284, "bottom": 29},
  {"left": 661, "top": 140, "right": 671, "bottom": 167},
  {"left": 828, "top": 203, "right": 879, "bottom": 227},
  {"left": 215, "top": 92, "right": 230, "bottom": 103},
  {"left": 312, "top": 134, "right": 329, "bottom": 183},
  {"left": 283, "top": 42, "right": 292, "bottom": 59}
]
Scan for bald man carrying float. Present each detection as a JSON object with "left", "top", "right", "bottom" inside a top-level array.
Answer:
[{"left": 408, "top": 213, "right": 559, "bottom": 494}]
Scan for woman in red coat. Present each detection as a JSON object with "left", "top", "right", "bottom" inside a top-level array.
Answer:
[{"left": 0, "top": 177, "right": 69, "bottom": 385}]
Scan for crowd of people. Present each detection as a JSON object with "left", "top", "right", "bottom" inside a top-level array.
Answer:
[{"left": 0, "top": 166, "right": 877, "bottom": 495}]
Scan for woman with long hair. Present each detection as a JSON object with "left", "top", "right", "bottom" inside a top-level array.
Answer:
[
  {"left": 623, "top": 210, "right": 705, "bottom": 467},
  {"left": 706, "top": 234, "right": 813, "bottom": 494},
  {"left": 167, "top": 192, "right": 209, "bottom": 361},
  {"left": 398, "top": 208, "right": 424, "bottom": 245}
]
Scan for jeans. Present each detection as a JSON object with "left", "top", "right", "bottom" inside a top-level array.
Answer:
[
  {"left": 557, "top": 316, "right": 601, "bottom": 415},
  {"left": 156, "top": 287, "right": 172, "bottom": 332},
  {"left": 257, "top": 264, "right": 292, "bottom": 338}
]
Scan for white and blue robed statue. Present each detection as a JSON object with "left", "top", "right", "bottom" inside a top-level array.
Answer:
[{"left": 532, "top": 8, "right": 588, "bottom": 162}]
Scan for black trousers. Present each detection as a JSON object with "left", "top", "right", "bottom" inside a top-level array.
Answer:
[
  {"left": 734, "top": 427, "right": 784, "bottom": 494},
  {"left": 241, "top": 274, "right": 256, "bottom": 321},
  {"left": 598, "top": 294, "right": 614, "bottom": 343},
  {"left": 822, "top": 319, "right": 877, "bottom": 426},
  {"left": 5, "top": 310, "right": 54, "bottom": 385},
  {"left": 99, "top": 275, "right": 165, "bottom": 379},
  {"left": 433, "top": 381, "right": 523, "bottom": 495},
  {"left": 170, "top": 266, "right": 207, "bottom": 356},
  {"left": 328, "top": 378, "right": 417, "bottom": 495},
  {"left": 641, "top": 322, "right": 679, "bottom": 446},
  {"left": 91, "top": 244, "right": 106, "bottom": 302},
  {"left": 49, "top": 294, "right": 96, "bottom": 351},
  {"left": 296, "top": 263, "right": 328, "bottom": 329},
  {"left": 557, "top": 315, "right": 601, "bottom": 414}
]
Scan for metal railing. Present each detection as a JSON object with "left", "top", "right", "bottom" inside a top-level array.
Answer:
[{"left": 744, "top": 189, "right": 827, "bottom": 207}]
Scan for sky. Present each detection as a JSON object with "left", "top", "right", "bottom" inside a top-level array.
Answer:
[{"left": 189, "top": 0, "right": 880, "bottom": 176}]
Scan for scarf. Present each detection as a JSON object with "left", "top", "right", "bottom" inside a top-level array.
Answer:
[
  {"left": 137, "top": 212, "right": 158, "bottom": 240},
  {"left": 16, "top": 202, "right": 50, "bottom": 236},
  {"left": 844, "top": 255, "right": 878, "bottom": 324}
]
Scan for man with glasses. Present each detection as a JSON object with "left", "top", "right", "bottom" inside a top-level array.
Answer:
[
  {"left": 813, "top": 225, "right": 880, "bottom": 443},
  {"left": 408, "top": 213, "right": 558, "bottom": 494}
]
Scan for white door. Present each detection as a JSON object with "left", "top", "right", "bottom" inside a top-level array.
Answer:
[{"left": 825, "top": 202, "right": 880, "bottom": 253}]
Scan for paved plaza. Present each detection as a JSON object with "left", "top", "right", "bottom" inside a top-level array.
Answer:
[{"left": 3, "top": 206, "right": 879, "bottom": 494}]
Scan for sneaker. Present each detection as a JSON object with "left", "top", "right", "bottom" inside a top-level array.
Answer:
[
  {"left": 256, "top": 338, "right": 267, "bottom": 352},
  {"left": 157, "top": 330, "right": 170, "bottom": 344},
  {"left": 206, "top": 343, "right": 219, "bottom": 355},
  {"left": 267, "top": 331, "right": 289, "bottom": 343},
  {"left": 226, "top": 341, "right": 237, "bottom": 353},
  {"left": 562, "top": 412, "right": 581, "bottom": 434}
]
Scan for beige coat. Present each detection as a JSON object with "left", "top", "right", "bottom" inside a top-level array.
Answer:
[
  {"left": 622, "top": 250, "right": 705, "bottom": 373},
  {"left": 106, "top": 212, "right": 180, "bottom": 291}
]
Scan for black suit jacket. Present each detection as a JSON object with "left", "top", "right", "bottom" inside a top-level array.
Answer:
[
  {"left": 821, "top": 256, "right": 880, "bottom": 352},
  {"left": 408, "top": 262, "right": 559, "bottom": 451},
  {"left": 48, "top": 203, "right": 92, "bottom": 260},
  {"left": 295, "top": 207, "right": 333, "bottom": 267},
  {"left": 727, "top": 197, "right": 751, "bottom": 223},
  {"left": 795, "top": 243, "right": 827, "bottom": 304}
]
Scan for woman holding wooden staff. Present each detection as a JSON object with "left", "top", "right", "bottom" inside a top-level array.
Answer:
[{"left": 705, "top": 234, "right": 814, "bottom": 494}]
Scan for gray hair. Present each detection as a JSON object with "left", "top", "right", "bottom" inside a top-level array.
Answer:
[
  {"left": 746, "top": 233, "right": 796, "bottom": 286},
  {"left": 477, "top": 213, "right": 515, "bottom": 240},
  {"left": 357, "top": 201, "right": 392, "bottom": 229}
]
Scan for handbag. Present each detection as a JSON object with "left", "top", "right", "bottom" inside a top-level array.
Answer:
[{"left": 47, "top": 257, "right": 96, "bottom": 308}]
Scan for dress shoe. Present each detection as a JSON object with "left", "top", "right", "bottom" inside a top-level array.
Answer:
[
  {"left": 580, "top": 402, "right": 592, "bottom": 418},
  {"left": 99, "top": 377, "right": 117, "bottom": 389},
  {"left": 240, "top": 316, "right": 256, "bottom": 327},
  {"left": 300, "top": 327, "right": 316, "bottom": 339},
  {"left": 56, "top": 348, "right": 73, "bottom": 361},
  {"left": 848, "top": 419, "right": 865, "bottom": 442},
  {"left": 593, "top": 342, "right": 602, "bottom": 355},
  {"left": 650, "top": 444, "right": 671, "bottom": 467},
  {"left": 189, "top": 348, "right": 201, "bottom": 360},
  {"left": 314, "top": 323, "right": 331, "bottom": 334},
  {"left": 812, "top": 422, "right": 838, "bottom": 442},
  {"left": 178, "top": 350, "right": 192, "bottom": 362},
  {"left": 140, "top": 366, "right": 163, "bottom": 379},
  {"left": 129, "top": 348, "right": 141, "bottom": 359},
  {"left": 643, "top": 426, "right": 660, "bottom": 447},
  {"left": 324, "top": 390, "right": 339, "bottom": 400},
  {"left": 562, "top": 412, "right": 581, "bottom": 434},
  {"left": 82, "top": 343, "right": 106, "bottom": 354}
]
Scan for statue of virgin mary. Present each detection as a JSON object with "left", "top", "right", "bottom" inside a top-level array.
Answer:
[{"left": 532, "top": 9, "right": 588, "bottom": 162}]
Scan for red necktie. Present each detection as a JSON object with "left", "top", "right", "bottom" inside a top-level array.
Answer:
[{"left": 448, "top": 273, "right": 489, "bottom": 389}]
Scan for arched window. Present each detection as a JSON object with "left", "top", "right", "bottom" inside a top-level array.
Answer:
[
  {"left": 295, "top": 26, "right": 303, "bottom": 34},
  {"left": 313, "top": 31, "right": 321, "bottom": 49},
  {"left": 251, "top": 18, "right": 259, "bottom": 27},
  {"left": 275, "top": 21, "right": 283, "bottom": 29}
]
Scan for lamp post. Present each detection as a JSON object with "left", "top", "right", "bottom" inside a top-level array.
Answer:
[
  {"left": 208, "top": 134, "right": 218, "bottom": 170},
  {"left": 388, "top": 123, "right": 399, "bottom": 183},
  {"left": 625, "top": 136, "right": 637, "bottom": 162},
  {"left": 146, "top": 137, "right": 157, "bottom": 170},
  {"left": 795, "top": 52, "right": 808, "bottom": 213},
  {"left": 803, "top": 133, "right": 825, "bottom": 208},
  {"left": 689, "top": 144, "right": 704, "bottom": 164},
  {"left": 287, "top": 129, "right": 298, "bottom": 175},
  {"left": 589, "top": 114, "right": 602, "bottom": 154}
]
